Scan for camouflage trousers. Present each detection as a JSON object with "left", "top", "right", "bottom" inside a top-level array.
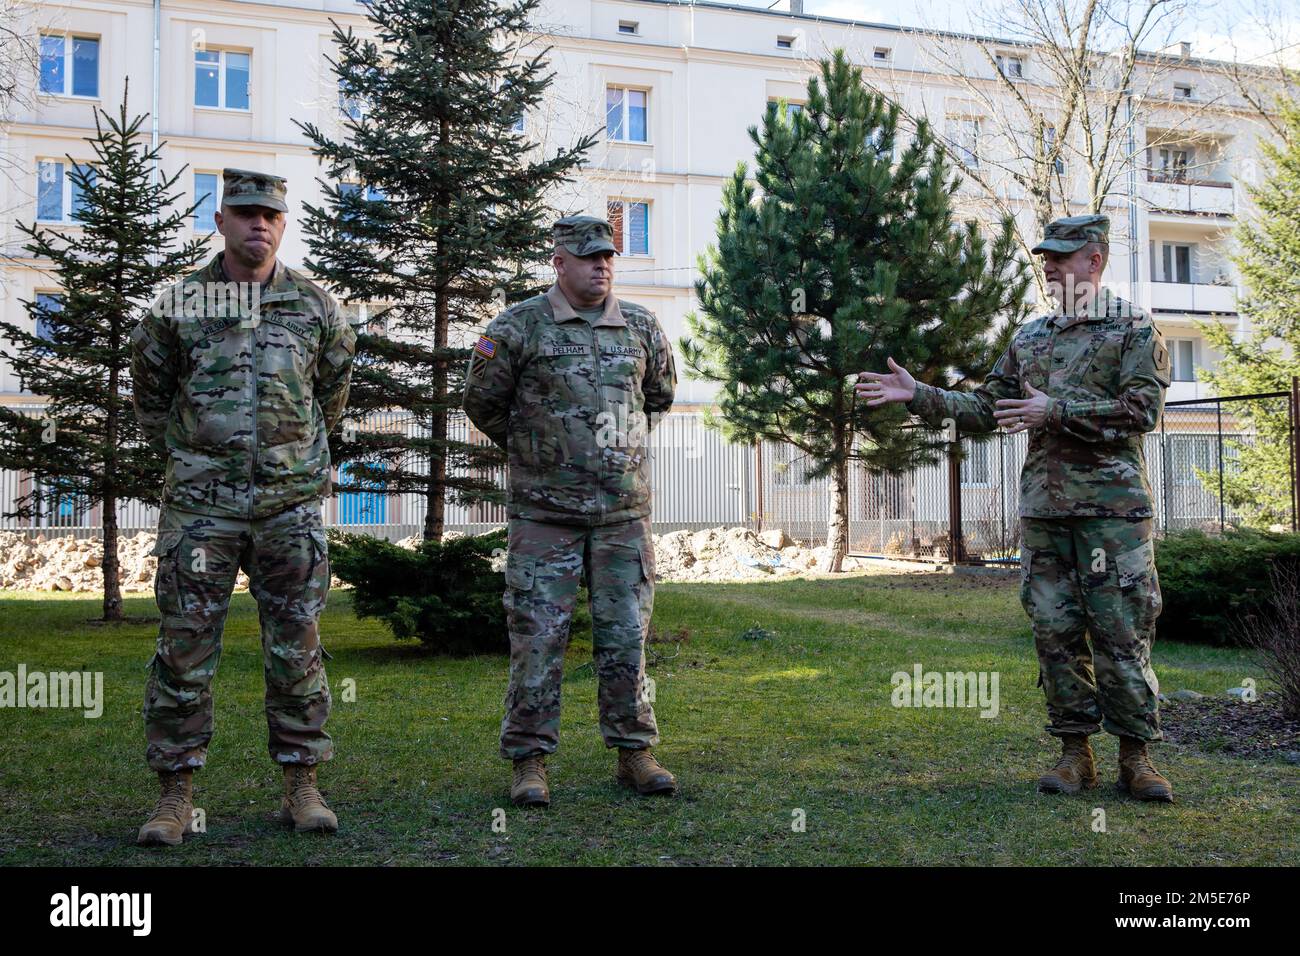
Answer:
[
  {"left": 1020, "top": 516, "right": 1163, "bottom": 741},
  {"left": 143, "top": 501, "right": 333, "bottom": 771},
  {"left": 499, "top": 515, "right": 659, "bottom": 759}
]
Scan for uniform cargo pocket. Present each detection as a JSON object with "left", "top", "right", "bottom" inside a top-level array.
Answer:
[
  {"left": 1019, "top": 547, "right": 1034, "bottom": 610},
  {"left": 151, "top": 530, "right": 185, "bottom": 559},
  {"left": 309, "top": 527, "right": 330, "bottom": 582},
  {"left": 150, "top": 530, "right": 186, "bottom": 620},
  {"left": 637, "top": 541, "right": 655, "bottom": 583},
  {"left": 1115, "top": 540, "right": 1155, "bottom": 590},
  {"left": 505, "top": 553, "right": 536, "bottom": 591}
]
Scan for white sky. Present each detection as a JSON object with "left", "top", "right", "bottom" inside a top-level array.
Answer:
[{"left": 730, "top": 0, "right": 1300, "bottom": 67}]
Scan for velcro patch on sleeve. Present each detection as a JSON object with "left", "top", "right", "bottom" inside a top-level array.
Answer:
[{"left": 474, "top": 335, "right": 497, "bottom": 360}]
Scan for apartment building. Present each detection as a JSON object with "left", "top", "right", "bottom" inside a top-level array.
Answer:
[{"left": 0, "top": 0, "right": 1286, "bottom": 535}]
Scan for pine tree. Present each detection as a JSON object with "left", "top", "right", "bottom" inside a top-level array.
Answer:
[
  {"left": 1200, "top": 89, "right": 1300, "bottom": 529},
  {"left": 295, "top": 0, "right": 597, "bottom": 541},
  {"left": 0, "top": 84, "right": 206, "bottom": 619},
  {"left": 683, "top": 51, "right": 1029, "bottom": 571}
]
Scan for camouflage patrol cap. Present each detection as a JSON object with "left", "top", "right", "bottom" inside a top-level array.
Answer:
[
  {"left": 221, "top": 168, "right": 288, "bottom": 213},
  {"left": 1032, "top": 213, "right": 1109, "bottom": 254},
  {"left": 553, "top": 215, "right": 618, "bottom": 256}
]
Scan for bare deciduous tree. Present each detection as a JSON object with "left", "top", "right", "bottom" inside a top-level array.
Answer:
[{"left": 855, "top": 0, "right": 1227, "bottom": 299}]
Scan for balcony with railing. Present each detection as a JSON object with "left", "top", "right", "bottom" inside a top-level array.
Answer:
[
  {"left": 1133, "top": 280, "right": 1238, "bottom": 314},
  {"left": 1142, "top": 175, "right": 1236, "bottom": 216}
]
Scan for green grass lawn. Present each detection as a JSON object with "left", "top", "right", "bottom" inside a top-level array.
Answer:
[{"left": 0, "top": 572, "right": 1295, "bottom": 866}]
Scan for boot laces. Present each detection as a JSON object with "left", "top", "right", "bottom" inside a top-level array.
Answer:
[
  {"left": 513, "top": 757, "right": 544, "bottom": 785},
  {"left": 288, "top": 766, "right": 323, "bottom": 807},
  {"left": 152, "top": 775, "right": 190, "bottom": 824},
  {"left": 624, "top": 749, "right": 659, "bottom": 773},
  {"left": 1127, "top": 751, "right": 1158, "bottom": 777},
  {"left": 1052, "top": 739, "right": 1089, "bottom": 772}
]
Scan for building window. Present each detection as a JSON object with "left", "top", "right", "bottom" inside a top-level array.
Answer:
[
  {"left": 1154, "top": 241, "right": 1194, "bottom": 284},
  {"left": 776, "top": 36, "right": 796, "bottom": 50},
  {"left": 1170, "top": 338, "right": 1197, "bottom": 382},
  {"left": 34, "top": 292, "right": 64, "bottom": 347},
  {"left": 195, "top": 49, "right": 250, "bottom": 110},
  {"left": 873, "top": 47, "right": 891, "bottom": 62},
  {"left": 946, "top": 117, "right": 982, "bottom": 167},
  {"left": 338, "top": 182, "right": 385, "bottom": 236},
  {"left": 39, "top": 34, "right": 99, "bottom": 97},
  {"left": 768, "top": 98, "right": 803, "bottom": 122},
  {"left": 1173, "top": 83, "right": 1193, "bottom": 100},
  {"left": 995, "top": 53, "right": 1024, "bottom": 78},
  {"left": 194, "top": 172, "right": 219, "bottom": 231},
  {"left": 607, "top": 199, "right": 649, "bottom": 256},
  {"left": 618, "top": 21, "right": 639, "bottom": 35},
  {"left": 339, "top": 78, "right": 368, "bottom": 121},
  {"left": 606, "top": 86, "right": 648, "bottom": 142},
  {"left": 33, "top": 478, "right": 87, "bottom": 528},
  {"left": 1153, "top": 146, "right": 1192, "bottom": 182},
  {"left": 36, "top": 160, "right": 96, "bottom": 222},
  {"left": 1044, "top": 126, "right": 1065, "bottom": 174}
]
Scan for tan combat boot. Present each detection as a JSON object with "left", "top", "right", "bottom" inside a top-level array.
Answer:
[
  {"left": 510, "top": 755, "right": 550, "bottom": 807},
  {"left": 1118, "top": 736, "right": 1174, "bottom": 803},
  {"left": 616, "top": 748, "right": 677, "bottom": 796},
  {"left": 137, "top": 770, "right": 194, "bottom": 847},
  {"left": 279, "top": 765, "right": 339, "bottom": 832},
  {"left": 1037, "top": 733, "right": 1099, "bottom": 794}
]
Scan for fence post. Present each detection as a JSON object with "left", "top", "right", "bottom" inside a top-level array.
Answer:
[
  {"left": 947, "top": 431, "right": 963, "bottom": 565},
  {"left": 1216, "top": 400, "right": 1226, "bottom": 531},
  {"left": 1161, "top": 411, "right": 1169, "bottom": 534},
  {"left": 754, "top": 440, "right": 763, "bottom": 534},
  {"left": 1292, "top": 376, "right": 1299, "bottom": 532}
]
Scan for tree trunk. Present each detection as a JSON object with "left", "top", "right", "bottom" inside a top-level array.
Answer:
[
  {"left": 101, "top": 492, "right": 123, "bottom": 621},
  {"left": 102, "top": 358, "right": 123, "bottom": 622},
  {"left": 827, "top": 431, "right": 850, "bottom": 573},
  {"left": 426, "top": 293, "right": 448, "bottom": 541}
]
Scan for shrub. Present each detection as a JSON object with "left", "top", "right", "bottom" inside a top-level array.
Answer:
[
  {"left": 327, "top": 529, "right": 509, "bottom": 654},
  {"left": 1238, "top": 562, "right": 1300, "bottom": 718},
  {"left": 1155, "top": 528, "right": 1300, "bottom": 646}
]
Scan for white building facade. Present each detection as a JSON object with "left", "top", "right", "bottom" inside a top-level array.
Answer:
[{"left": 0, "top": 0, "right": 1288, "bottom": 541}]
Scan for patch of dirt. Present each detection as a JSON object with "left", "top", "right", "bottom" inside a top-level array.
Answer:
[{"left": 1161, "top": 691, "right": 1300, "bottom": 762}]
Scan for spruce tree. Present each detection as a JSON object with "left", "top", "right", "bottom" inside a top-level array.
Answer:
[
  {"left": 295, "top": 0, "right": 597, "bottom": 540},
  {"left": 683, "top": 51, "right": 1029, "bottom": 571},
  {"left": 0, "top": 86, "right": 206, "bottom": 619},
  {"left": 1200, "top": 90, "right": 1300, "bottom": 529}
]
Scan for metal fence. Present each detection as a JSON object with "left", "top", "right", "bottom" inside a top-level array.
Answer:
[
  {"left": 3, "top": 389, "right": 1298, "bottom": 560},
  {"left": 754, "top": 387, "right": 1300, "bottom": 562}
]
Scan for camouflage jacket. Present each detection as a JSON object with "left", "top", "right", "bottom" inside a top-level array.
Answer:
[
  {"left": 462, "top": 284, "right": 676, "bottom": 525},
  {"left": 130, "top": 253, "right": 356, "bottom": 519},
  {"left": 908, "top": 288, "right": 1170, "bottom": 518}
]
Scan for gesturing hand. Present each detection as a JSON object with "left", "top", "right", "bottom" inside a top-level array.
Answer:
[
  {"left": 854, "top": 357, "right": 917, "bottom": 406},
  {"left": 994, "top": 383, "right": 1051, "bottom": 435}
]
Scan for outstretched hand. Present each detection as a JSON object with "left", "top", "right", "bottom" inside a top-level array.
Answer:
[
  {"left": 855, "top": 357, "right": 917, "bottom": 406},
  {"left": 993, "top": 383, "right": 1051, "bottom": 434}
]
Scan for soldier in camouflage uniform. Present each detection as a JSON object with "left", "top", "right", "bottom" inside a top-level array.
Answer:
[
  {"left": 130, "top": 169, "right": 357, "bottom": 844},
  {"left": 463, "top": 215, "right": 678, "bottom": 806},
  {"left": 857, "top": 214, "right": 1175, "bottom": 802}
]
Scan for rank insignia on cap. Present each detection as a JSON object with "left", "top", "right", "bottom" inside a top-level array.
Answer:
[{"left": 474, "top": 335, "right": 497, "bottom": 359}]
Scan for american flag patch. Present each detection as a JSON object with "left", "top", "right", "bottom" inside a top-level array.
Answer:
[{"left": 474, "top": 335, "right": 497, "bottom": 359}]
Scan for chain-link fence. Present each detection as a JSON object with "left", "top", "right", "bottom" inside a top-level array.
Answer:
[{"left": 757, "top": 387, "right": 1298, "bottom": 563}]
